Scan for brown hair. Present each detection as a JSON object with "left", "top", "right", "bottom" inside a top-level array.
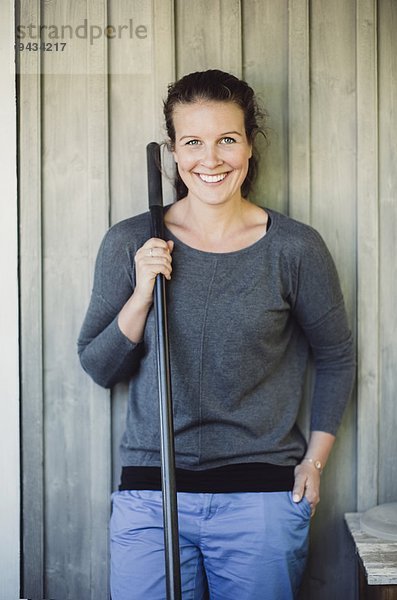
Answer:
[{"left": 163, "top": 69, "right": 267, "bottom": 199}]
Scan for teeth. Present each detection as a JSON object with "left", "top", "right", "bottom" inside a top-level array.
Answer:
[{"left": 199, "top": 173, "right": 227, "bottom": 183}]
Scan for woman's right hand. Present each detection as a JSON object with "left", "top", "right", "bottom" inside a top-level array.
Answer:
[
  {"left": 133, "top": 238, "right": 174, "bottom": 307},
  {"left": 118, "top": 238, "right": 174, "bottom": 343}
]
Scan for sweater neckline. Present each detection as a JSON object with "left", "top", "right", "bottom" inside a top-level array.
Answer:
[{"left": 163, "top": 206, "right": 277, "bottom": 258}]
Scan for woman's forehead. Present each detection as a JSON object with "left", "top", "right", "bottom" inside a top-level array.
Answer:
[{"left": 172, "top": 100, "right": 245, "bottom": 133}]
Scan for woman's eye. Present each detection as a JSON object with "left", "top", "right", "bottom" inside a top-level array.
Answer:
[
  {"left": 186, "top": 139, "right": 200, "bottom": 146},
  {"left": 221, "top": 137, "right": 236, "bottom": 144}
]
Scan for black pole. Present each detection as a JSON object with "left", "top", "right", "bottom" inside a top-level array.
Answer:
[{"left": 146, "top": 142, "right": 182, "bottom": 600}]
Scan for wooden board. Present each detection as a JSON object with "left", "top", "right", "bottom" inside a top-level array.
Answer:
[
  {"left": 0, "top": 3, "right": 20, "bottom": 599},
  {"left": 40, "top": 1, "right": 111, "bottom": 598},
  {"left": 288, "top": 0, "right": 311, "bottom": 224},
  {"left": 300, "top": 1, "right": 358, "bottom": 597},
  {"left": 18, "top": 0, "right": 44, "bottom": 596},
  {"left": 176, "top": 0, "right": 241, "bottom": 77},
  {"left": 356, "top": 0, "right": 379, "bottom": 513},
  {"left": 378, "top": 0, "right": 397, "bottom": 506},
  {"left": 243, "top": 0, "right": 289, "bottom": 212}
]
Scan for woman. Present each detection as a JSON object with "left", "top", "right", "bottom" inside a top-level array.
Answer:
[{"left": 78, "top": 69, "right": 355, "bottom": 599}]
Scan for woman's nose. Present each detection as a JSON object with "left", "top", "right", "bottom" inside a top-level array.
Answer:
[{"left": 200, "top": 144, "right": 222, "bottom": 169}]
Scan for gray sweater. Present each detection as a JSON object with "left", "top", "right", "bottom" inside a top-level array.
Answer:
[{"left": 78, "top": 208, "right": 355, "bottom": 470}]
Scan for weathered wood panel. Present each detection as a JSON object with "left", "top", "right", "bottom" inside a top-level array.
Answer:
[
  {"left": 108, "top": 0, "right": 154, "bottom": 225},
  {"left": 302, "top": 1, "right": 358, "bottom": 598},
  {"left": 356, "top": 0, "right": 379, "bottom": 513},
  {"left": 287, "top": 0, "right": 313, "bottom": 442},
  {"left": 243, "top": 0, "right": 289, "bottom": 212},
  {"left": 41, "top": 1, "right": 111, "bottom": 598},
  {"left": 288, "top": 0, "right": 311, "bottom": 225},
  {"left": 378, "top": 0, "right": 397, "bottom": 505},
  {"left": 176, "top": 0, "right": 242, "bottom": 77},
  {"left": 0, "top": 2, "right": 19, "bottom": 598},
  {"left": 108, "top": 0, "right": 152, "bottom": 489},
  {"left": 152, "top": 0, "right": 176, "bottom": 207},
  {"left": 18, "top": 0, "right": 45, "bottom": 597}
]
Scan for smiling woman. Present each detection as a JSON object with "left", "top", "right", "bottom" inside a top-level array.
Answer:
[
  {"left": 160, "top": 70, "right": 271, "bottom": 253},
  {"left": 78, "top": 69, "right": 356, "bottom": 600},
  {"left": 166, "top": 101, "right": 266, "bottom": 252},
  {"left": 164, "top": 70, "right": 266, "bottom": 201},
  {"left": 172, "top": 102, "right": 252, "bottom": 203}
]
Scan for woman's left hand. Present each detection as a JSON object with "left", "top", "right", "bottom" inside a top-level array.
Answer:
[{"left": 292, "top": 462, "right": 321, "bottom": 517}]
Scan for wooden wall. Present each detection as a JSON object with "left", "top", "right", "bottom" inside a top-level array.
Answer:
[
  {"left": 0, "top": 2, "right": 19, "bottom": 599},
  {"left": 16, "top": 1, "right": 397, "bottom": 599}
]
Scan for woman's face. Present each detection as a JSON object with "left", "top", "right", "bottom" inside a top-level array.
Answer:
[{"left": 172, "top": 101, "right": 252, "bottom": 206}]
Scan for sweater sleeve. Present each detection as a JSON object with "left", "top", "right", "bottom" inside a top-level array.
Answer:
[
  {"left": 77, "top": 222, "right": 146, "bottom": 388},
  {"left": 287, "top": 228, "right": 356, "bottom": 434}
]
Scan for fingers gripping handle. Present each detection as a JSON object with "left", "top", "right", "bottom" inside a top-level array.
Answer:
[{"left": 147, "top": 142, "right": 163, "bottom": 208}]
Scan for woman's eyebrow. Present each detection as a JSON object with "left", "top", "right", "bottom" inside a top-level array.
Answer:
[
  {"left": 178, "top": 130, "right": 243, "bottom": 141},
  {"left": 219, "top": 130, "right": 243, "bottom": 136}
]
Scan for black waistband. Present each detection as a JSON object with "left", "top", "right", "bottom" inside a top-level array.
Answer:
[{"left": 119, "top": 462, "right": 295, "bottom": 493}]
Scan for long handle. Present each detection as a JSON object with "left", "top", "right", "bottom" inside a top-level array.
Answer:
[{"left": 146, "top": 142, "right": 182, "bottom": 600}]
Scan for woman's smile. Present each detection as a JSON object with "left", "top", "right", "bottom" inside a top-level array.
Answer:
[{"left": 195, "top": 171, "right": 230, "bottom": 184}]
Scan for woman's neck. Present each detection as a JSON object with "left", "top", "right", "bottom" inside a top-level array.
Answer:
[
  {"left": 179, "top": 195, "right": 247, "bottom": 241},
  {"left": 165, "top": 195, "right": 268, "bottom": 253}
]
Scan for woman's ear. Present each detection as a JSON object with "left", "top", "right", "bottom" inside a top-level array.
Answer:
[{"left": 168, "top": 140, "right": 177, "bottom": 163}]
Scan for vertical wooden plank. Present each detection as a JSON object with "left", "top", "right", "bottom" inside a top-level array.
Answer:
[
  {"left": 153, "top": 0, "right": 176, "bottom": 206},
  {"left": 18, "top": 0, "right": 45, "bottom": 596},
  {"left": 288, "top": 0, "right": 311, "bottom": 224},
  {"left": 41, "top": 1, "right": 110, "bottom": 599},
  {"left": 310, "top": 0, "right": 357, "bottom": 292},
  {"left": 378, "top": 0, "right": 397, "bottom": 505},
  {"left": 108, "top": 0, "right": 155, "bottom": 491},
  {"left": 288, "top": 0, "right": 312, "bottom": 443},
  {"left": 108, "top": 0, "right": 154, "bottom": 490},
  {"left": 108, "top": 0, "right": 153, "bottom": 225},
  {"left": 305, "top": 1, "right": 357, "bottom": 598},
  {"left": 176, "top": 0, "right": 242, "bottom": 77},
  {"left": 356, "top": 0, "right": 379, "bottom": 513},
  {"left": 85, "top": 4, "right": 112, "bottom": 597},
  {"left": 153, "top": 0, "right": 176, "bottom": 137},
  {"left": 243, "top": 0, "right": 289, "bottom": 211},
  {"left": 0, "top": 2, "right": 20, "bottom": 598}
]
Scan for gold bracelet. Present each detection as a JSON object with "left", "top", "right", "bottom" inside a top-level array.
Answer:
[{"left": 302, "top": 457, "right": 323, "bottom": 475}]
